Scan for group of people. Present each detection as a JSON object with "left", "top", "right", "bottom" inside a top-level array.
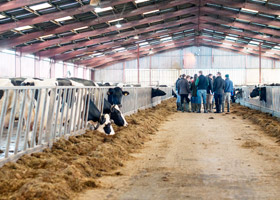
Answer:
[{"left": 175, "top": 71, "right": 234, "bottom": 113}]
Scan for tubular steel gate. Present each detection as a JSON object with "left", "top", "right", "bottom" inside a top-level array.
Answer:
[{"left": 0, "top": 86, "right": 173, "bottom": 166}]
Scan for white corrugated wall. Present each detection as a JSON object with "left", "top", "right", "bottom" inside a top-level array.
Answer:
[
  {"left": 93, "top": 46, "right": 280, "bottom": 86},
  {"left": 0, "top": 50, "right": 90, "bottom": 79}
]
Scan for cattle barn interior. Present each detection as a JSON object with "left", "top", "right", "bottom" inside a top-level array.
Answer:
[{"left": 1, "top": 0, "right": 280, "bottom": 199}]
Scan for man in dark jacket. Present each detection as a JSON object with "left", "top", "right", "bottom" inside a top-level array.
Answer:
[
  {"left": 175, "top": 75, "right": 183, "bottom": 111},
  {"left": 206, "top": 74, "right": 214, "bottom": 112},
  {"left": 213, "top": 72, "right": 225, "bottom": 113},
  {"left": 224, "top": 74, "right": 234, "bottom": 112},
  {"left": 195, "top": 71, "right": 209, "bottom": 113},
  {"left": 178, "top": 74, "right": 191, "bottom": 112}
]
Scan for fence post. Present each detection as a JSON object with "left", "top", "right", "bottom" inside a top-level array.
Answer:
[{"left": 45, "top": 88, "right": 56, "bottom": 146}]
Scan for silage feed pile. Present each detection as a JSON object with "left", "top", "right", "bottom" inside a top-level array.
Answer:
[
  {"left": 232, "top": 103, "right": 280, "bottom": 140},
  {"left": 0, "top": 99, "right": 176, "bottom": 200}
]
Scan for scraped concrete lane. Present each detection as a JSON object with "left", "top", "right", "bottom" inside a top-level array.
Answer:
[{"left": 78, "top": 111, "right": 280, "bottom": 200}]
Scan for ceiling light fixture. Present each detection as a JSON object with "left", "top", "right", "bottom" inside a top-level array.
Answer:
[{"left": 116, "top": 23, "right": 122, "bottom": 28}]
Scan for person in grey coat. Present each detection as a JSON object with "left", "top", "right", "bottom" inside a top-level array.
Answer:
[{"left": 177, "top": 74, "right": 191, "bottom": 112}]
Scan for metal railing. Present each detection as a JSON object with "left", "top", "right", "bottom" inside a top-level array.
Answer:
[
  {"left": 236, "top": 86, "right": 280, "bottom": 118},
  {"left": 0, "top": 86, "right": 173, "bottom": 166}
]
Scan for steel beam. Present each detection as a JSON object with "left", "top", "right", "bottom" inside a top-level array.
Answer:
[
  {"left": 0, "top": 0, "right": 197, "bottom": 50},
  {"left": 55, "top": 24, "right": 196, "bottom": 61},
  {"left": 20, "top": 7, "right": 198, "bottom": 54},
  {"left": 0, "top": 0, "right": 135, "bottom": 34}
]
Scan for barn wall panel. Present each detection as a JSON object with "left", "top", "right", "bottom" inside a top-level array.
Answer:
[
  {"left": 21, "top": 56, "right": 35, "bottom": 77},
  {"left": 0, "top": 51, "right": 16, "bottom": 77}
]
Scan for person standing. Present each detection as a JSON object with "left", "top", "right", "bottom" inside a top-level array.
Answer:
[
  {"left": 195, "top": 71, "right": 209, "bottom": 113},
  {"left": 177, "top": 74, "right": 191, "bottom": 112},
  {"left": 175, "top": 75, "right": 182, "bottom": 111},
  {"left": 191, "top": 74, "right": 198, "bottom": 112},
  {"left": 213, "top": 72, "right": 225, "bottom": 113},
  {"left": 224, "top": 74, "right": 234, "bottom": 112},
  {"left": 206, "top": 74, "right": 214, "bottom": 113}
]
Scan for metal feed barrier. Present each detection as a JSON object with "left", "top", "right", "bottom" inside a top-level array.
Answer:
[
  {"left": 0, "top": 86, "right": 173, "bottom": 166},
  {"left": 236, "top": 86, "right": 280, "bottom": 118}
]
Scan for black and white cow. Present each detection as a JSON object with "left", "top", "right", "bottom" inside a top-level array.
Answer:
[
  {"left": 86, "top": 97, "right": 115, "bottom": 135},
  {"left": 0, "top": 78, "right": 27, "bottom": 128},
  {"left": 68, "top": 78, "right": 128, "bottom": 130},
  {"left": 250, "top": 86, "right": 266, "bottom": 102},
  {"left": 152, "top": 88, "right": 166, "bottom": 98},
  {"left": 107, "top": 87, "right": 130, "bottom": 106}
]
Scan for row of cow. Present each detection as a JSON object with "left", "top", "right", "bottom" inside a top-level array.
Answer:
[{"left": 0, "top": 77, "right": 167, "bottom": 149}]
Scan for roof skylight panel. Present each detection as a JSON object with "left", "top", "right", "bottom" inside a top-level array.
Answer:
[
  {"left": 0, "top": 14, "right": 6, "bottom": 19},
  {"left": 54, "top": 16, "right": 73, "bottom": 22},
  {"left": 29, "top": 3, "right": 52, "bottom": 11},
  {"left": 14, "top": 25, "right": 33, "bottom": 31},
  {"left": 135, "top": 0, "right": 151, "bottom": 4},
  {"left": 241, "top": 8, "right": 258, "bottom": 14},
  {"left": 94, "top": 7, "right": 113, "bottom": 13}
]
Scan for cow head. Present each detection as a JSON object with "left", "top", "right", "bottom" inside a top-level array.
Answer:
[
  {"left": 250, "top": 87, "right": 266, "bottom": 102},
  {"left": 250, "top": 87, "right": 260, "bottom": 98},
  {"left": 88, "top": 114, "right": 115, "bottom": 135},
  {"left": 107, "top": 87, "right": 129, "bottom": 106},
  {"left": 103, "top": 99, "right": 128, "bottom": 127},
  {"left": 152, "top": 88, "right": 166, "bottom": 98},
  {"left": 0, "top": 90, "right": 4, "bottom": 100},
  {"left": 110, "top": 105, "right": 128, "bottom": 127}
]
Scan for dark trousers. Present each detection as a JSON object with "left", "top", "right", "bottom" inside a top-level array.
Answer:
[
  {"left": 180, "top": 94, "right": 190, "bottom": 104},
  {"left": 214, "top": 93, "right": 223, "bottom": 113}
]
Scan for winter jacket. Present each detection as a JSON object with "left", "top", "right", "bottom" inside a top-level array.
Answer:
[
  {"left": 175, "top": 78, "right": 181, "bottom": 91},
  {"left": 224, "top": 78, "right": 233, "bottom": 93},
  {"left": 191, "top": 81, "right": 198, "bottom": 97},
  {"left": 177, "top": 79, "right": 191, "bottom": 95},
  {"left": 195, "top": 75, "right": 209, "bottom": 90},
  {"left": 213, "top": 76, "right": 225, "bottom": 95},
  {"left": 207, "top": 77, "right": 213, "bottom": 94}
]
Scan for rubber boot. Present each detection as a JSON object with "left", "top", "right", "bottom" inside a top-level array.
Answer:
[
  {"left": 204, "top": 104, "right": 208, "bottom": 113},
  {"left": 186, "top": 102, "right": 191, "bottom": 112},
  {"left": 209, "top": 103, "right": 212, "bottom": 113},
  {"left": 222, "top": 103, "right": 225, "bottom": 113},
  {"left": 181, "top": 103, "right": 185, "bottom": 112},
  {"left": 191, "top": 103, "right": 195, "bottom": 112},
  {"left": 197, "top": 104, "right": 201, "bottom": 113},
  {"left": 227, "top": 103, "right": 230, "bottom": 113},
  {"left": 176, "top": 102, "right": 181, "bottom": 111}
]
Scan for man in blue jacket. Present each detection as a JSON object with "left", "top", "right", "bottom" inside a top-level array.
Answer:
[
  {"left": 195, "top": 71, "right": 209, "bottom": 113},
  {"left": 224, "top": 74, "right": 234, "bottom": 112},
  {"left": 175, "top": 75, "right": 183, "bottom": 111}
]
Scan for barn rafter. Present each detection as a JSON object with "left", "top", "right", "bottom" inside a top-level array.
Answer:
[{"left": 0, "top": 0, "right": 279, "bottom": 68}]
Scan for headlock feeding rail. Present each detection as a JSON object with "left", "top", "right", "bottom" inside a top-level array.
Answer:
[
  {"left": 0, "top": 86, "right": 173, "bottom": 167},
  {"left": 235, "top": 86, "right": 280, "bottom": 118}
]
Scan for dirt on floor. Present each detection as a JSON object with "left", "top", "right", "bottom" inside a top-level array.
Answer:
[
  {"left": 0, "top": 99, "right": 176, "bottom": 200},
  {"left": 78, "top": 103, "right": 280, "bottom": 200},
  {"left": 231, "top": 104, "right": 280, "bottom": 140}
]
